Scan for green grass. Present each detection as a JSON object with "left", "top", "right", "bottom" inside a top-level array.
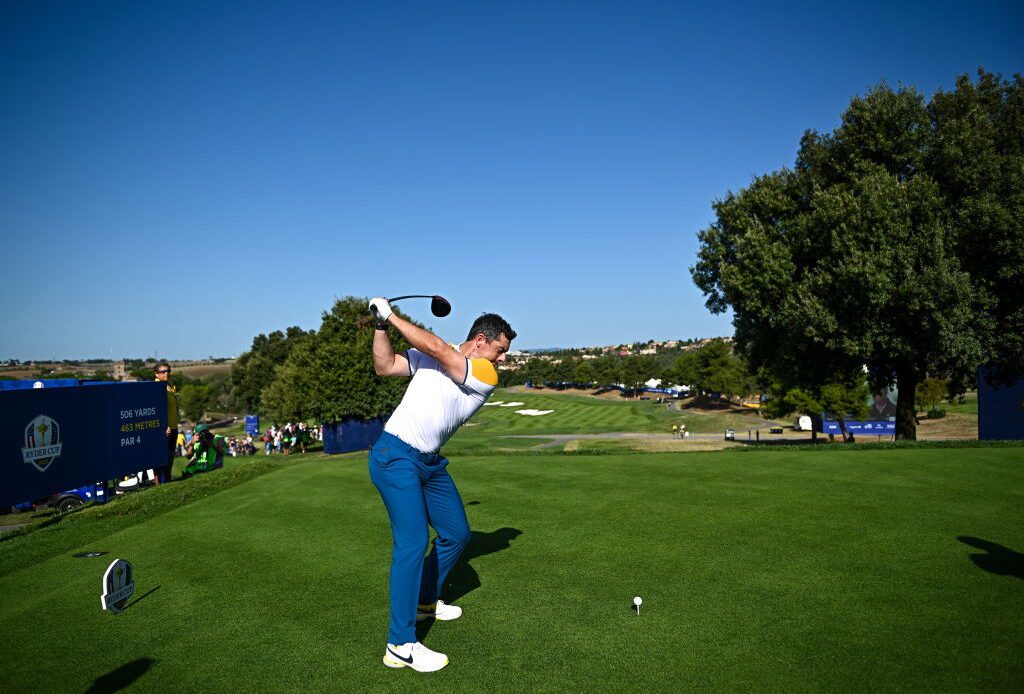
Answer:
[
  {"left": 449, "top": 388, "right": 767, "bottom": 438},
  {"left": 941, "top": 391, "right": 978, "bottom": 415},
  {"left": 2, "top": 446, "right": 1022, "bottom": 692}
]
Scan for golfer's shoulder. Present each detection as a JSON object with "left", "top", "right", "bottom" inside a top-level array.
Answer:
[{"left": 467, "top": 358, "right": 498, "bottom": 386}]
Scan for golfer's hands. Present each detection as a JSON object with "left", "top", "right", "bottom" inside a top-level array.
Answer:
[{"left": 369, "top": 297, "right": 393, "bottom": 322}]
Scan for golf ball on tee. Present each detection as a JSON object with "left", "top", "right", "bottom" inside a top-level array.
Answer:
[{"left": 633, "top": 596, "right": 643, "bottom": 606}]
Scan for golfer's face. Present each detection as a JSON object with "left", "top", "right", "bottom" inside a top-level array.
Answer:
[{"left": 475, "top": 334, "right": 511, "bottom": 365}]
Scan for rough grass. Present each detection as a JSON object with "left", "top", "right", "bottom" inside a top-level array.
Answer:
[
  {"left": 916, "top": 412, "right": 978, "bottom": 439},
  {"left": 1, "top": 446, "right": 1022, "bottom": 692}
]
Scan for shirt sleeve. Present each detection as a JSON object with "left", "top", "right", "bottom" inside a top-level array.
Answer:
[
  {"left": 463, "top": 358, "right": 499, "bottom": 396},
  {"left": 406, "top": 348, "right": 425, "bottom": 375}
]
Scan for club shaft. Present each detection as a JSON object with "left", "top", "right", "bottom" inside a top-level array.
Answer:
[{"left": 388, "top": 295, "right": 435, "bottom": 302}]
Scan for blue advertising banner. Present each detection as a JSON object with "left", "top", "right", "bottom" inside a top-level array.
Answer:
[
  {"left": 0, "top": 382, "right": 166, "bottom": 507},
  {"left": 821, "top": 419, "right": 896, "bottom": 436}
]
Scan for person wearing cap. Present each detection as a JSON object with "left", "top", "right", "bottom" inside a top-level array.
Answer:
[{"left": 182, "top": 423, "right": 226, "bottom": 478}]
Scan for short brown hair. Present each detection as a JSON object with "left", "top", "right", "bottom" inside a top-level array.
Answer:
[{"left": 467, "top": 313, "right": 516, "bottom": 342}]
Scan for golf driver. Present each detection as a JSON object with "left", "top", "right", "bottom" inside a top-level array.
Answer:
[{"left": 375, "top": 295, "right": 452, "bottom": 318}]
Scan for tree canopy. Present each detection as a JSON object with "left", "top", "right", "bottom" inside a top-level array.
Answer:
[
  {"left": 259, "top": 297, "right": 414, "bottom": 423},
  {"left": 692, "top": 70, "right": 1023, "bottom": 439},
  {"left": 231, "top": 326, "right": 312, "bottom": 414}
]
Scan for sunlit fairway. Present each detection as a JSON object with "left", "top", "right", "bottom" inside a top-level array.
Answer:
[{"left": 2, "top": 444, "right": 1022, "bottom": 692}]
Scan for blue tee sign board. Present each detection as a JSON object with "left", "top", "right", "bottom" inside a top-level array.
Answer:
[{"left": 0, "top": 381, "right": 166, "bottom": 507}]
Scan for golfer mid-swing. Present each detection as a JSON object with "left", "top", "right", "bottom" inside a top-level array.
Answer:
[{"left": 367, "top": 297, "right": 515, "bottom": 673}]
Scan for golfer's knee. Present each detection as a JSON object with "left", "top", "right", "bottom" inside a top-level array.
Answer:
[
  {"left": 444, "top": 525, "right": 471, "bottom": 551},
  {"left": 394, "top": 531, "right": 429, "bottom": 561}
]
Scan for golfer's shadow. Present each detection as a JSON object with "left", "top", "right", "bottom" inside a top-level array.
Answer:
[
  {"left": 958, "top": 536, "right": 1024, "bottom": 579},
  {"left": 417, "top": 526, "right": 522, "bottom": 640}
]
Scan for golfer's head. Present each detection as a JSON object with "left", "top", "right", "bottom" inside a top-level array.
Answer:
[
  {"left": 466, "top": 313, "right": 516, "bottom": 365},
  {"left": 154, "top": 362, "right": 171, "bottom": 381}
]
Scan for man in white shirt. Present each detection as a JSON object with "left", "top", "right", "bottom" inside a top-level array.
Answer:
[{"left": 368, "top": 297, "right": 515, "bottom": 673}]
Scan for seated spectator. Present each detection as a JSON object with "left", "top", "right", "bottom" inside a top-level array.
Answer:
[{"left": 182, "top": 424, "right": 226, "bottom": 478}]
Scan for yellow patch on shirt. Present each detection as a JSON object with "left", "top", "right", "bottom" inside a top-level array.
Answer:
[{"left": 470, "top": 358, "right": 499, "bottom": 386}]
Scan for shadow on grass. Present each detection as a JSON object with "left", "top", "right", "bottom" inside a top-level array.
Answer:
[
  {"left": 958, "top": 536, "right": 1024, "bottom": 579},
  {"left": 417, "top": 527, "right": 522, "bottom": 640},
  {"left": 85, "top": 657, "right": 155, "bottom": 693},
  {"left": 123, "top": 585, "right": 161, "bottom": 610}
]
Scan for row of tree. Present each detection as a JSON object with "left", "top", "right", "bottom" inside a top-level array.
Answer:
[
  {"left": 502, "top": 338, "right": 754, "bottom": 400},
  {"left": 692, "top": 69, "right": 1023, "bottom": 439}
]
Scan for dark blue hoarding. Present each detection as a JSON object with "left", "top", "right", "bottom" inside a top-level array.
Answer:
[
  {"left": 245, "top": 415, "right": 260, "bottom": 436},
  {"left": 1, "top": 381, "right": 166, "bottom": 507},
  {"left": 978, "top": 369, "right": 1024, "bottom": 440},
  {"left": 323, "top": 417, "right": 386, "bottom": 454}
]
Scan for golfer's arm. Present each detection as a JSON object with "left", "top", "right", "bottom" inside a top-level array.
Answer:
[
  {"left": 373, "top": 325, "right": 411, "bottom": 377},
  {"left": 386, "top": 313, "right": 467, "bottom": 383}
]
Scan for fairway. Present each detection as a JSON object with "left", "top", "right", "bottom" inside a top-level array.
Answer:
[
  {"left": 2, "top": 447, "right": 1023, "bottom": 692},
  {"left": 450, "top": 388, "right": 770, "bottom": 439}
]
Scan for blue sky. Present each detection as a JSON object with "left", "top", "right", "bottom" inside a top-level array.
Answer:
[{"left": 2, "top": 1, "right": 1021, "bottom": 359}]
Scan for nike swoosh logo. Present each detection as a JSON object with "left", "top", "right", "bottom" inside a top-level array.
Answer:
[{"left": 387, "top": 648, "right": 413, "bottom": 664}]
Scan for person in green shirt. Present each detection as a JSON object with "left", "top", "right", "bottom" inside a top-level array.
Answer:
[{"left": 182, "top": 423, "right": 226, "bottom": 478}]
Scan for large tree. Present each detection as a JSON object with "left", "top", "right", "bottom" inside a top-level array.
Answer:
[
  {"left": 231, "top": 326, "right": 312, "bottom": 413},
  {"left": 260, "top": 297, "right": 413, "bottom": 423},
  {"left": 692, "top": 70, "right": 1021, "bottom": 439}
]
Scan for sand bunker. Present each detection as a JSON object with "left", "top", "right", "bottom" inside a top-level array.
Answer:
[
  {"left": 499, "top": 401, "right": 525, "bottom": 407},
  {"left": 515, "top": 409, "right": 554, "bottom": 416}
]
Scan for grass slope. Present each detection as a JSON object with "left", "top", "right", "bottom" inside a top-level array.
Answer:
[{"left": 2, "top": 446, "right": 1022, "bottom": 692}]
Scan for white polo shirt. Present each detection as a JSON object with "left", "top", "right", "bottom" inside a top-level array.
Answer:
[{"left": 384, "top": 348, "right": 499, "bottom": 454}]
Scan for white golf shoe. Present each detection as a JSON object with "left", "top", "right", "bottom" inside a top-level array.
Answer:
[
  {"left": 382, "top": 641, "right": 449, "bottom": 672},
  {"left": 416, "top": 599, "right": 463, "bottom": 622}
]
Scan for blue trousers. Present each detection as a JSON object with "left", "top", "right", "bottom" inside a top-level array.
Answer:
[{"left": 369, "top": 432, "right": 471, "bottom": 645}]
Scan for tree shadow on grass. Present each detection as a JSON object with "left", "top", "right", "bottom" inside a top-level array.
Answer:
[
  {"left": 417, "top": 527, "right": 522, "bottom": 640},
  {"left": 958, "top": 536, "right": 1024, "bottom": 579},
  {"left": 84, "top": 657, "right": 155, "bottom": 693}
]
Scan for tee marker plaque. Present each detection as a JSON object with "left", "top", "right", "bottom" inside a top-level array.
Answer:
[{"left": 100, "top": 558, "right": 135, "bottom": 614}]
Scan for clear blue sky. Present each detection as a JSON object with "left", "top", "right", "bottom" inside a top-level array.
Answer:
[{"left": 2, "top": 1, "right": 1021, "bottom": 359}]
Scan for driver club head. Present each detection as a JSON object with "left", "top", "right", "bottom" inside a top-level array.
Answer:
[{"left": 430, "top": 295, "right": 452, "bottom": 317}]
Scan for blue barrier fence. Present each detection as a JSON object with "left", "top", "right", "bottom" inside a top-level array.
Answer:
[
  {"left": 322, "top": 417, "right": 386, "bottom": 454},
  {"left": 1, "top": 381, "right": 166, "bottom": 507}
]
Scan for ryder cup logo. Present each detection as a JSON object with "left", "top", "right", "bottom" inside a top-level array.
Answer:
[
  {"left": 101, "top": 558, "right": 135, "bottom": 614},
  {"left": 22, "top": 414, "right": 63, "bottom": 472}
]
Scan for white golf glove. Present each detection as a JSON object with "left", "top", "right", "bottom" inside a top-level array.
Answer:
[{"left": 368, "top": 297, "right": 393, "bottom": 322}]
